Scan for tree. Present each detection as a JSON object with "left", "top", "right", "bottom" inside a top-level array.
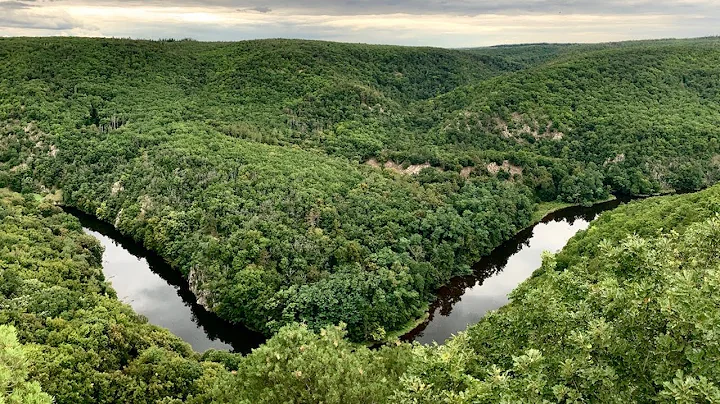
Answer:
[
  {"left": 669, "top": 162, "right": 705, "bottom": 192},
  {"left": 0, "top": 325, "right": 53, "bottom": 404}
]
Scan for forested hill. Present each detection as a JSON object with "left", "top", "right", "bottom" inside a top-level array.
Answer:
[
  {"left": 393, "top": 38, "right": 720, "bottom": 196},
  {"left": 0, "top": 37, "right": 550, "bottom": 343},
  {"left": 2, "top": 36, "right": 720, "bottom": 347},
  {"left": 0, "top": 37, "right": 517, "bottom": 128},
  {"left": 4, "top": 182, "right": 720, "bottom": 402}
]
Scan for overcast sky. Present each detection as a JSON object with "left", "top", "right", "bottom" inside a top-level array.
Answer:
[{"left": 1, "top": 0, "right": 718, "bottom": 47}]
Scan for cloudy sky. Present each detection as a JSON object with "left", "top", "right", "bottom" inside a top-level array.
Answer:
[{"left": 0, "top": 0, "right": 718, "bottom": 47}]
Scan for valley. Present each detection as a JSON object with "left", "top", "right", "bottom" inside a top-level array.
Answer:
[{"left": 1, "top": 36, "right": 720, "bottom": 403}]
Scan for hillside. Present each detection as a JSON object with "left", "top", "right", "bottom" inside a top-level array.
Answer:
[
  {"left": 1, "top": 37, "right": 539, "bottom": 342},
  {"left": 1, "top": 35, "right": 720, "bottom": 403},
  {"left": 395, "top": 184, "right": 720, "bottom": 403},
  {"left": 0, "top": 189, "right": 213, "bottom": 402},
  {"left": 0, "top": 37, "right": 514, "bottom": 128},
  {"left": 3, "top": 37, "right": 720, "bottom": 344},
  {"left": 4, "top": 184, "right": 720, "bottom": 402},
  {"left": 378, "top": 38, "right": 720, "bottom": 199}
]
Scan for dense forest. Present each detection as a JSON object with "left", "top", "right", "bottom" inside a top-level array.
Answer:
[
  {"left": 1, "top": 36, "right": 720, "bottom": 402},
  {"left": 3, "top": 37, "right": 719, "bottom": 342},
  {"left": 3, "top": 178, "right": 720, "bottom": 402},
  {"left": 1, "top": 38, "right": 542, "bottom": 341}
]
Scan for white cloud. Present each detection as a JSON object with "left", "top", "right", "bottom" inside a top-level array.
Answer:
[
  {"left": 0, "top": 1, "right": 86, "bottom": 32},
  {"left": 0, "top": 1, "right": 718, "bottom": 46}
]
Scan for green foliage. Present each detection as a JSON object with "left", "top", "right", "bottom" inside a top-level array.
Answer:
[
  {"left": 399, "top": 184, "right": 720, "bottom": 403},
  {"left": 557, "top": 184, "right": 720, "bottom": 270},
  {"left": 0, "top": 325, "right": 52, "bottom": 404},
  {"left": 401, "top": 39, "right": 720, "bottom": 198},
  {"left": 200, "top": 324, "right": 414, "bottom": 404},
  {"left": 0, "top": 37, "right": 545, "bottom": 340},
  {"left": 0, "top": 189, "right": 228, "bottom": 403},
  {"left": 7, "top": 182, "right": 720, "bottom": 403},
  {"left": 7, "top": 37, "right": 718, "bottom": 341},
  {"left": 3, "top": 36, "right": 720, "bottom": 403},
  {"left": 0, "top": 188, "right": 418, "bottom": 403}
]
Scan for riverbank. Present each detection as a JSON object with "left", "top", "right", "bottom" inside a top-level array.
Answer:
[
  {"left": 531, "top": 196, "right": 618, "bottom": 224},
  {"left": 56, "top": 192, "right": 624, "bottom": 350},
  {"left": 374, "top": 201, "right": 584, "bottom": 346},
  {"left": 61, "top": 204, "right": 267, "bottom": 354},
  {"left": 531, "top": 201, "right": 575, "bottom": 223},
  {"left": 26, "top": 186, "right": 671, "bottom": 350},
  {"left": 398, "top": 196, "right": 627, "bottom": 345}
]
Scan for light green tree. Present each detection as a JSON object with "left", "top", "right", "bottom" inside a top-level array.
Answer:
[{"left": 0, "top": 325, "right": 53, "bottom": 404}]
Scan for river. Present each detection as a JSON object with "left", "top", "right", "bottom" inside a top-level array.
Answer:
[
  {"left": 66, "top": 208, "right": 266, "bottom": 354},
  {"left": 67, "top": 198, "right": 626, "bottom": 353},
  {"left": 402, "top": 198, "right": 627, "bottom": 344}
]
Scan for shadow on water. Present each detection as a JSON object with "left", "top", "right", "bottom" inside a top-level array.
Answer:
[
  {"left": 402, "top": 197, "right": 631, "bottom": 345},
  {"left": 65, "top": 196, "right": 633, "bottom": 351},
  {"left": 64, "top": 207, "right": 266, "bottom": 354}
]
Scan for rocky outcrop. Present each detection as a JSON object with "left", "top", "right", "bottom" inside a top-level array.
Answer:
[
  {"left": 365, "top": 159, "right": 431, "bottom": 175},
  {"left": 188, "top": 266, "right": 214, "bottom": 311}
]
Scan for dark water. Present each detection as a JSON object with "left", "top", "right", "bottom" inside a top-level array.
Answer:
[
  {"left": 66, "top": 208, "right": 266, "bottom": 354},
  {"left": 403, "top": 198, "right": 628, "bottom": 345},
  {"left": 66, "top": 197, "right": 626, "bottom": 352}
]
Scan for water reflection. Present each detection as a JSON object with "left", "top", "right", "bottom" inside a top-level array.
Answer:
[
  {"left": 66, "top": 208, "right": 266, "bottom": 354},
  {"left": 66, "top": 197, "right": 627, "bottom": 351},
  {"left": 403, "top": 199, "right": 627, "bottom": 345}
]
